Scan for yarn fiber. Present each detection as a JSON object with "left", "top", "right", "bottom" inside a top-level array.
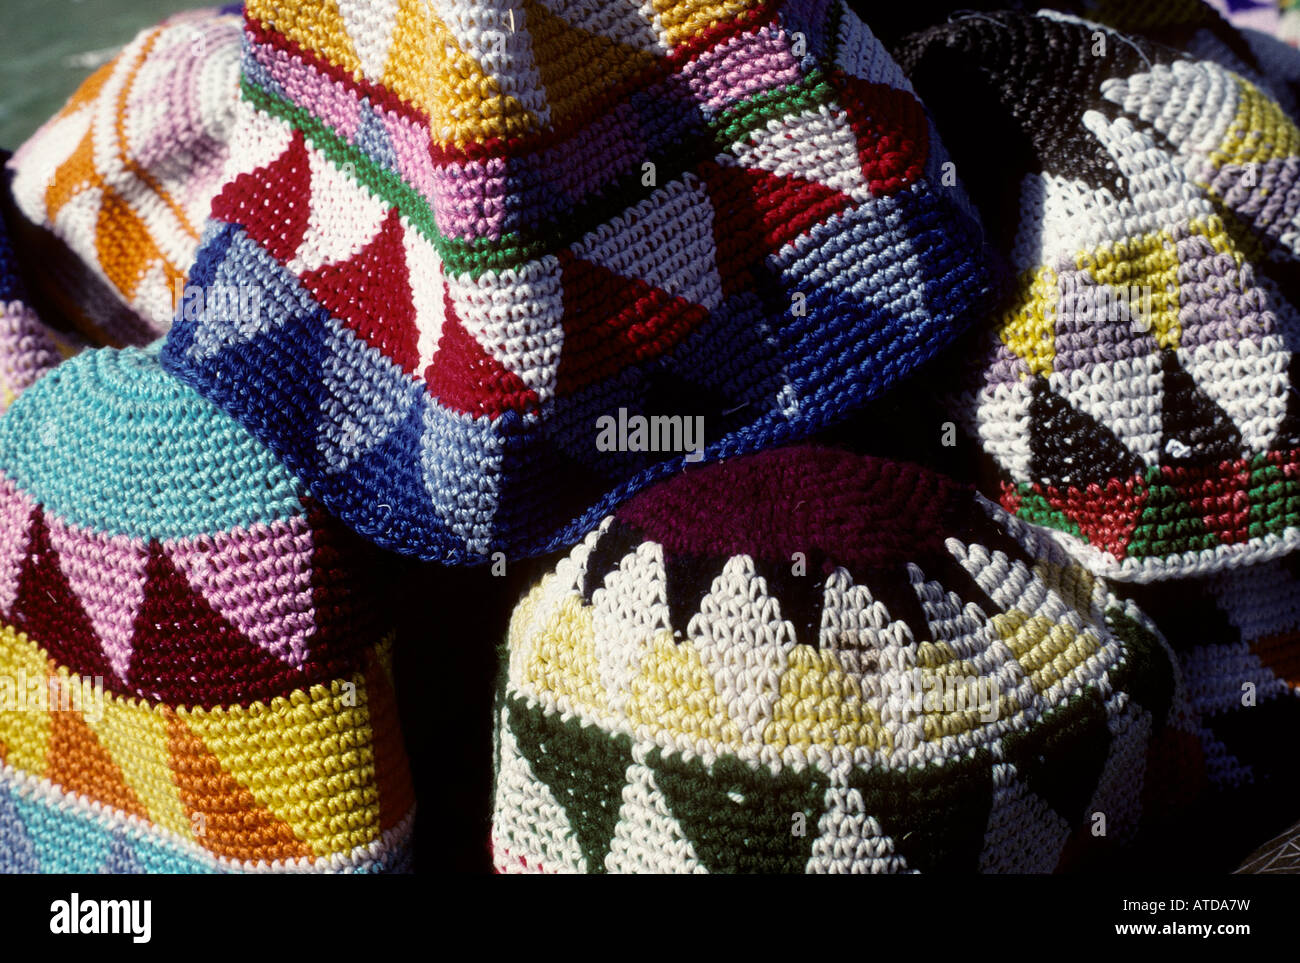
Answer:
[
  {"left": 491, "top": 446, "right": 1190, "bottom": 873},
  {"left": 159, "top": 0, "right": 993, "bottom": 564},
  {"left": 899, "top": 10, "right": 1300, "bottom": 580},
  {"left": 5, "top": 7, "right": 243, "bottom": 345},
  {"left": 0, "top": 345, "right": 414, "bottom": 873}
]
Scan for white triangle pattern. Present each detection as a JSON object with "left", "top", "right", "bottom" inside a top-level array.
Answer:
[
  {"left": 591, "top": 541, "right": 669, "bottom": 715},
  {"left": 974, "top": 379, "right": 1035, "bottom": 484},
  {"left": 1050, "top": 354, "right": 1164, "bottom": 466},
  {"left": 806, "top": 783, "right": 912, "bottom": 873},
  {"left": 687, "top": 554, "right": 797, "bottom": 746},
  {"left": 1098, "top": 60, "right": 1240, "bottom": 171},
  {"left": 492, "top": 708, "right": 587, "bottom": 873},
  {"left": 570, "top": 176, "right": 724, "bottom": 312},
  {"left": 403, "top": 225, "right": 447, "bottom": 379},
  {"left": 978, "top": 762, "right": 1074, "bottom": 873},
  {"left": 338, "top": 0, "right": 400, "bottom": 82},
  {"left": 724, "top": 103, "right": 869, "bottom": 199},
  {"left": 605, "top": 761, "right": 706, "bottom": 873},
  {"left": 286, "top": 145, "right": 389, "bottom": 275},
  {"left": 443, "top": 255, "right": 564, "bottom": 401},
  {"left": 432, "top": 0, "right": 552, "bottom": 127},
  {"left": 1178, "top": 336, "right": 1288, "bottom": 453}
]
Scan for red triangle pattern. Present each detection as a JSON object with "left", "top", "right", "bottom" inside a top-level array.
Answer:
[
  {"left": 1163, "top": 459, "right": 1253, "bottom": 547},
  {"left": 829, "top": 73, "right": 929, "bottom": 196},
  {"left": 301, "top": 207, "right": 421, "bottom": 375},
  {"left": 210, "top": 129, "right": 312, "bottom": 264},
  {"left": 424, "top": 290, "right": 539, "bottom": 417},
  {"left": 9, "top": 506, "right": 124, "bottom": 688},
  {"left": 554, "top": 251, "right": 710, "bottom": 396},
  {"left": 998, "top": 481, "right": 1023, "bottom": 517},
  {"left": 1045, "top": 476, "right": 1149, "bottom": 561},
  {"left": 699, "top": 162, "right": 855, "bottom": 295},
  {"left": 128, "top": 542, "right": 304, "bottom": 709}
]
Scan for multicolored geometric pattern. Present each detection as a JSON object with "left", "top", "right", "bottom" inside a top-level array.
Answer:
[
  {"left": 1119, "top": 554, "right": 1300, "bottom": 791},
  {"left": 1054, "top": 0, "right": 1300, "bottom": 110},
  {"left": 899, "top": 10, "right": 1300, "bottom": 580},
  {"left": 159, "top": 0, "right": 992, "bottom": 563},
  {"left": 0, "top": 345, "right": 414, "bottom": 872},
  {"left": 491, "top": 447, "right": 1192, "bottom": 873},
  {"left": 0, "top": 749, "right": 413, "bottom": 873},
  {"left": 5, "top": 7, "right": 243, "bottom": 345}
]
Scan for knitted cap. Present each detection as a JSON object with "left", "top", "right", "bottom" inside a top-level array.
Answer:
[
  {"left": 491, "top": 446, "right": 1188, "bottom": 874},
  {"left": 896, "top": 10, "right": 1300, "bottom": 581},
  {"left": 0, "top": 345, "right": 413, "bottom": 872},
  {"left": 5, "top": 7, "right": 243, "bottom": 345},
  {"left": 158, "top": 0, "right": 992, "bottom": 564}
]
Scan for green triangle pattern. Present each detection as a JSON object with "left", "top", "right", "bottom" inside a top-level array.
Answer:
[
  {"left": 1015, "top": 488, "right": 1083, "bottom": 539},
  {"left": 1126, "top": 476, "right": 1217, "bottom": 559},
  {"left": 506, "top": 698, "right": 632, "bottom": 874},
  {"left": 1246, "top": 456, "right": 1300, "bottom": 539},
  {"left": 646, "top": 749, "right": 827, "bottom": 874},
  {"left": 845, "top": 746, "right": 995, "bottom": 872}
]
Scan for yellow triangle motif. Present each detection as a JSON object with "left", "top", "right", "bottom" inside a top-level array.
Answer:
[
  {"left": 999, "top": 264, "right": 1059, "bottom": 378},
  {"left": 766, "top": 644, "right": 889, "bottom": 753},
  {"left": 522, "top": 0, "right": 659, "bottom": 129},
  {"left": 1211, "top": 77, "right": 1300, "bottom": 170},
  {"left": 649, "top": 0, "right": 763, "bottom": 48},
  {"left": 627, "top": 632, "right": 744, "bottom": 748},
  {"left": 1077, "top": 229, "right": 1181, "bottom": 351},
  {"left": 991, "top": 611, "right": 1102, "bottom": 696},
  {"left": 179, "top": 676, "right": 382, "bottom": 859},
  {"left": 247, "top": 0, "right": 363, "bottom": 81},
  {"left": 385, "top": 0, "right": 542, "bottom": 146}
]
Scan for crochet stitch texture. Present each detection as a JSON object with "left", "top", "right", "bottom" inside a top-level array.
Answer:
[
  {"left": 491, "top": 446, "right": 1191, "bottom": 873},
  {"left": 899, "top": 9, "right": 1300, "bottom": 580},
  {"left": 159, "top": 0, "right": 992, "bottom": 564},
  {"left": 6, "top": 7, "right": 244, "bottom": 346},
  {"left": 0, "top": 182, "right": 79, "bottom": 414},
  {"left": 0, "top": 345, "right": 414, "bottom": 873},
  {"left": 1119, "top": 555, "right": 1300, "bottom": 792}
]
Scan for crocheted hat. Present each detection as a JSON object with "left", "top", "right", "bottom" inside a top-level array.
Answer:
[
  {"left": 1119, "top": 556, "right": 1300, "bottom": 793},
  {"left": 0, "top": 344, "right": 414, "bottom": 873},
  {"left": 157, "top": 0, "right": 992, "bottom": 564},
  {"left": 5, "top": 6, "right": 243, "bottom": 346},
  {"left": 491, "top": 446, "right": 1191, "bottom": 874},
  {"left": 895, "top": 9, "right": 1300, "bottom": 581}
]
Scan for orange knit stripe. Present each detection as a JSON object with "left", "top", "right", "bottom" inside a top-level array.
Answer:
[{"left": 115, "top": 26, "right": 201, "bottom": 244}]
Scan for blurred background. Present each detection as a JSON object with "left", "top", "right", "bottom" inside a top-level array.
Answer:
[{"left": 0, "top": 0, "right": 198, "bottom": 147}]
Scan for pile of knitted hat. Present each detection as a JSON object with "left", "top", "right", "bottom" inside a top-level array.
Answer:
[{"left": 0, "top": 0, "right": 1296, "bottom": 874}]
